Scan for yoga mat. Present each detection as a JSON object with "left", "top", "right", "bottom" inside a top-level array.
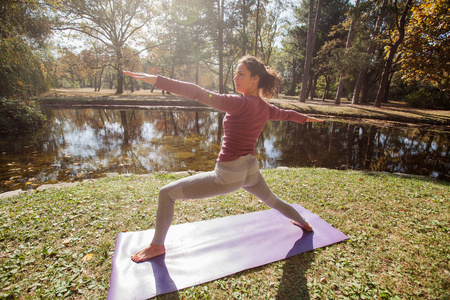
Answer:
[{"left": 107, "top": 204, "right": 348, "bottom": 300}]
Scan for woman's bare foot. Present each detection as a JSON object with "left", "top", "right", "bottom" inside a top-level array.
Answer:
[
  {"left": 131, "top": 243, "right": 166, "bottom": 263},
  {"left": 290, "top": 220, "right": 313, "bottom": 232}
]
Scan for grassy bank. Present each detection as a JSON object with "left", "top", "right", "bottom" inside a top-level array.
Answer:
[
  {"left": 272, "top": 97, "right": 450, "bottom": 126},
  {"left": 1, "top": 168, "right": 448, "bottom": 299},
  {"left": 40, "top": 88, "right": 450, "bottom": 126}
]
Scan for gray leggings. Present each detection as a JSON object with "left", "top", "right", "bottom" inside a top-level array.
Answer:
[{"left": 152, "top": 154, "right": 306, "bottom": 245}]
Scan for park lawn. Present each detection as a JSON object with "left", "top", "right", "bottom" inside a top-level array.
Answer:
[{"left": 0, "top": 168, "right": 449, "bottom": 299}]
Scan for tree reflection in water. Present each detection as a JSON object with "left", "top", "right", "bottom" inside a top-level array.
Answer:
[{"left": 0, "top": 108, "right": 448, "bottom": 192}]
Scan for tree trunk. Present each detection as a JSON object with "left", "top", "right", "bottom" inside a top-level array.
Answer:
[
  {"left": 323, "top": 76, "right": 330, "bottom": 100},
  {"left": 374, "top": 46, "right": 396, "bottom": 107},
  {"left": 374, "top": 0, "right": 412, "bottom": 107},
  {"left": 288, "top": 58, "right": 297, "bottom": 96},
  {"left": 299, "top": 0, "right": 321, "bottom": 102},
  {"left": 346, "top": 124, "right": 355, "bottom": 167},
  {"left": 352, "top": 0, "right": 386, "bottom": 104},
  {"left": 115, "top": 49, "right": 124, "bottom": 94},
  {"left": 195, "top": 60, "right": 199, "bottom": 85},
  {"left": 360, "top": 74, "right": 370, "bottom": 103},
  {"left": 335, "top": 74, "right": 344, "bottom": 105},
  {"left": 311, "top": 75, "right": 318, "bottom": 99},
  {"left": 328, "top": 122, "right": 335, "bottom": 153},
  {"left": 98, "top": 67, "right": 104, "bottom": 91},
  {"left": 307, "top": 76, "right": 314, "bottom": 99},
  {"left": 364, "top": 126, "right": 376, "bottom": 168},
  {"left": 336, "top": 0, "right": 359, "bottom": 105},
  {"left": 195, "top": 112, "right": 200, "bottom": 133},
  {"left": 384, "top": 70, "right": 395, "bottom": 101},
  {"left": 352, "top": 67, "right": 367, "bottom": 104},
  {"left": 254, "top": 0, "right": 260, "bottom": 57},
  {"left": 120, "top": 111, "right": 129, "bottom": 144},
  {"left": 299, "top": 0, "right": 314, "bottom": 102},
  {"left": 218, "top": 0, "right": 225, "bottom": 93},
  {"left": 242, "top": 0, "right": 248, "bottom": 56}
]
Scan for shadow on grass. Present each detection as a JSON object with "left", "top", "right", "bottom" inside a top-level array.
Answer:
[
  {"left": 276, "top": 251, "right": 315, "bottom": 299},
  {"left": 155, "top": 292, "right": 180, "bottom": 300},
  {"left": 347, "top": 105, "right": 450, "bottom": 125},
  {"left": 276, "top": 232, "right": 315, "bottom": 299}
]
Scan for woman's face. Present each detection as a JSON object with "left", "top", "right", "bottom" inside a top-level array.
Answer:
[{"left": 233, "top": 63, "right": 259, "bottom": 97}]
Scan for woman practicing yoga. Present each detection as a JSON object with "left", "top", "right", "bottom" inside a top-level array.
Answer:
[{"left": 123, "top": 55, "right": 323, "bottom": 263}]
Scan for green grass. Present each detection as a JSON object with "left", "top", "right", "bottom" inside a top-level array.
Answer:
[{"left": 1, "top": 169, "right": 449, "bottom": 299}]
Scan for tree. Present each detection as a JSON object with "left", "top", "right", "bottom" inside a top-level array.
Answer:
[
  {"left": 163, "top": 0, "right": 230, "bottom": 93},
  {"left": 0, "top": 0, "right": 54, "bottom": 98},
  {"left": 218, "top": 0, "right": 225, "bottom": 93},
  {"left": 256, "top": 0, "right": 285, "bottom": 64},
  {"left": 236, "top": 0, "right": 254, "bottom": 56},
  {"left": 122, "top": 46, "right": 142, "bottom": 92},
  {"left": 282, "top": 0, "right": 349, "bottom": 99},
  {"left": 153, "top": 0, "right": 209, "bottom": 83},
  {"left": 201, "top": 0, "right": 241, "bottom": 93},
  {"left": 280, "top": 25, "right": 307, "bottom": 96},
  {"left": 374, "top": 0, "right": 413, "bottom": 107},
  {"left": 316, "top": 37, "right": 345, "bottom": 100},
  {"left": 352, "top": 0, "right": 388, "bottom": 104},
  {"left": 335, "top": 0, "right": 360, "bottom": 104},
  {"left": 255, "top": 0, "right": 261, "bottom": 56},
  {"left": 299, "top": 0, "right": 321, "bottom": 102},
  {"left": 144, "top": 0, "right": 287, "bottom": 94},
  {"left": 58, "top": 0, "right": 155, "bottom": 94},
  {"left": 57, "top": 50, "right": 86, "bottom": 87},
  {"left": 81, "top": 43, "right": 112, "bottom": 91},
  {"left": 399, "top": 0, "right": 450, "bottom": 90}
]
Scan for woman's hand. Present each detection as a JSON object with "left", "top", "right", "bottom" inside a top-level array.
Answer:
[
  {"left": 123, "top": 71, "right": 157, "bottom": 85},
  {"left": 306, "top": 116, "right": 324, "bottom": 122}
]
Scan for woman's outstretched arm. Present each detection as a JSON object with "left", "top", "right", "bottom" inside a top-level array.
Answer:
[
  {"left": 306, "top": 116, "right": 324, "bottom": 122},
  {"left": 123, "top": 71, "right": 246, "bottom": 114},
  {"left": 269, "top": 104, "right": 324, "bottom": 124},
  {"left": 123, "top": 71, "right": 157, "bottom": 85}
]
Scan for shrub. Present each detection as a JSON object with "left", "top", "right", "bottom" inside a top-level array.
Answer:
[
  {"left": 0, "top": 98, "right": 46, "bottom": 133},
  {"left": 404, "top": 86, "right": 450, "bottom": 109},
  {"left": 0, "top": 38, "right": 49, "bottom": 99}
]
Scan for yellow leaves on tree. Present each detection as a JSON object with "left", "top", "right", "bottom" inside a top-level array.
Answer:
[{"left": 399, "top": 0, "right": 450, "bottom": 90}]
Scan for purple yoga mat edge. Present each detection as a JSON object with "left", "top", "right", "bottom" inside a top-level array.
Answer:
[
  {"left": 107, "top": 232, "right": 123, "bottom": 300},
  {"left": 107, "top": 204, "right": 348, "bottom": 300}
]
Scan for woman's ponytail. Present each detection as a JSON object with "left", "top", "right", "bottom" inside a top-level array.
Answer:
[{"left": 237, "top": 55, "right": 281, "bottom": 99}]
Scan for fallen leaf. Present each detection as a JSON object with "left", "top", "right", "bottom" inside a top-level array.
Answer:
[{"left": 82, "top": 253, "right": 94, "bottom": 262}]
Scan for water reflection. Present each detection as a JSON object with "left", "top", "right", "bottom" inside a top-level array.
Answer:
[
  {"left": 0, "top": 108, "right": 448, "bottom": 193},
  {"left": 261, "top": 121, "right": 449, "bottom": 180}
]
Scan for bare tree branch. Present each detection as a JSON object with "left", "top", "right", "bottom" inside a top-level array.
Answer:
[{"left": 56, "top": 0, "right": 155, "bottom": 94}]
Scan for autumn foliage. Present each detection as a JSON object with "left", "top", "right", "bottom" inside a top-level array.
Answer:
[{"left": 399, "top": 0, "right": 450, "bottom": 91}]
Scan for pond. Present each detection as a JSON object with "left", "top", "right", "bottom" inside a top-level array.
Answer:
[{"left": 0, "top": 107, "right": 449, "bottom": 193}]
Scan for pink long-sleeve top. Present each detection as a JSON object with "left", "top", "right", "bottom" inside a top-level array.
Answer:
[{"left": 155, "top": 75, "right": 308, "bottom": 162}]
